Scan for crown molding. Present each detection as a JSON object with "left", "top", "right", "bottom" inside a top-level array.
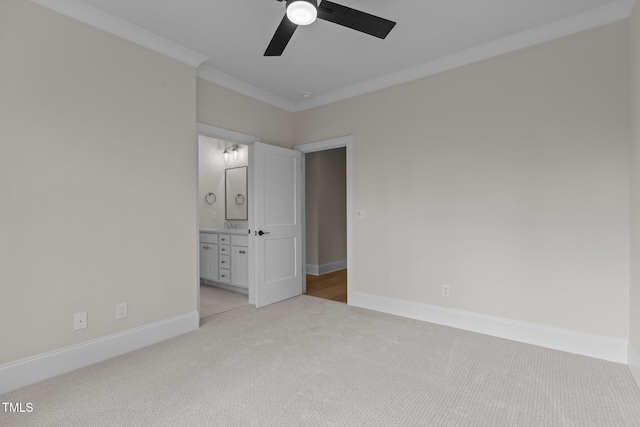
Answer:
[
  {"left": 30, "top": 0, "right": 209, "bottom": 67},
  {"left": 616, "top": 0, "right": 637, "bottom": 14},
  {"left": 294, "top": 0, "right": 635, "bottom": 111},
  {"left": 29, "top": 0, "right": 636, "bottom": 111},
  {"left": 197, "top": 66, "right": 296, "bottom": 112}
]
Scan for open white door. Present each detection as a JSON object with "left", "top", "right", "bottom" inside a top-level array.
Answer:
[{"left": 252, "top": 142, "right": 303, "bottom": 308}]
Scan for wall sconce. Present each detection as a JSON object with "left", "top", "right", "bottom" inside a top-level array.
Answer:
[{"left": 223, "top": 144, "right": 240, "bottom": 163}]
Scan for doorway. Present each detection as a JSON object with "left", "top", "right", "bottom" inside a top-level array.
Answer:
[
  {"left": 196, "top": 123, "right": 307, "bottom": 315},
  {"left": 296, "top": 136, "right": 355, "bottom": 305},
  {"left": 196, "top": 123, "right": 261, "bottom": 319},
  {"left": 303, "top": 148, "right": 347, "bottom": 303},
  {"left": 198, "top": 135, "right": 250, "bottom": 319}
]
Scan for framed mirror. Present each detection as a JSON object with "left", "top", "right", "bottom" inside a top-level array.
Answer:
[{"left": 225, "top": 166, "right": 248, "bottom": 220}]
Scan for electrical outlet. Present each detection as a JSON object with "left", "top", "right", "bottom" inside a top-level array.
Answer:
[
  {"left": 116, "top": 303, "right": 128, "bottom": 320},
  {"left": 74, "top": 312, "right": 87, "bottom": 330},
  {"left": 442, "top": 284, "right": 450, "bottom": 297},
  {"left": 356, "top": 210, "right": 366, "bottom": 220}
]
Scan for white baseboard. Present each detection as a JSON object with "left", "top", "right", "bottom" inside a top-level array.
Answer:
[
  {"left": 202, "top": 280, "right": 248, "bottom": 294},
  {"left": 628, "top": 343, "right": 640, "bottom": 387},
  {"left": 349, "top": 291, "right": 627, "bottom": 363},
  {"left": 306, "top": 260, "right": 347, "bottom": 276},
  {"left": 0, "top": 311, "right": 199, "bottom": 394}
]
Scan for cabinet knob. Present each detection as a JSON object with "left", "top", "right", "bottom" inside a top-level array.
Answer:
[
  {"left": 240, "top": 250, "right": 245, "bottom": 254},
  {"left": 221, "top": 261, "right": 225, "bottom": 264}
]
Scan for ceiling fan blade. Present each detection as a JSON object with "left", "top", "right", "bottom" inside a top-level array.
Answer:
[
  {"left": 264, "top": 15, "right": 298, "bottom": 56},
  {"left": 317, "top": 0, "right": 396, "bottom": 39}
]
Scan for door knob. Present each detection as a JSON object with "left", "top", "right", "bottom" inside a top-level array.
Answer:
[{"left": 258, "top": 230, "right": 270, "bottom": 236}]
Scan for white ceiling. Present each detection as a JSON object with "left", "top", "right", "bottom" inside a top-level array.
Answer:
[{"left": 34, "top": 0, "right": 634, "bottom": 111}]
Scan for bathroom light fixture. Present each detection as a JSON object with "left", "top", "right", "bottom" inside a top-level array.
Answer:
[
  {"left": 231, "top": 145, "right": 239, "bottom": 161},
  {"left": 286, "top": 0, "right": 317, "bottom": 26},
  {"left": 223, "top": 148, "right": 229, "bottom": 162}
]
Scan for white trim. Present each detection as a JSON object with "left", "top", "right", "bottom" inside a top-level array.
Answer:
[
  {"left": 629, "top": 342, "right": 640, "bottom": 367},
  {"left": 301, "top": 154, "right": 307, "bottom": 294},
  {"left": 350, "top": 291, "right": 628, "bottom": 363},
  {"left": 294, "top": 0, "right": 635, "bottom": 111},
  {"left": 296, "top": 136, "right": 354, "bottom": 304},
  {"left": 295, "top": 136, "right": 353, "bottom": 152},
  {"left": 0, "top": 312, "right": 199, "bottom": 394},
  {"left": 197, "top": 66, "right": 296, "bottom": 112},
  {"left": 202, "top": 280, "right": 249, "bottom": 295},
  {"left": 195, "top": 128, "right": 201, "bottom": 319},
  {"left": 30, "top": 0, "right": 635, "bottom": 112},
  {"left": 629, "top": 343, "right": 640, "bottom": 387},
  {"left": 29, "top": 0, "right": 208, "bottom": 67},
  {"left": 197, "top": 123, "right": 261, "bottom": 145},
  {"left": 306, "top": 260, "right": 347, "bottom": 276},
  {"left": 617, "top": 0, "right": 637, "bottom": 14}
]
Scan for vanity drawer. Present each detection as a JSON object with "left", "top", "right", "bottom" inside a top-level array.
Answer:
[
  {"left": 219, "top": 244, "right": 230, "bottom": 255},
  {"left": 218, "top": 268, "right": 231, "bottom": 283},
  {"left": 199, "top": 233, "right": 218, "bottom": 244},
  {"left": 232, "top": 235, "right": 248, "bottom": 246},
  {"left": 218, "top": 234, "right": 231, "bottom": 245},
  {"left": 219, "top": 255, "right": 230, "bottom": 269}
]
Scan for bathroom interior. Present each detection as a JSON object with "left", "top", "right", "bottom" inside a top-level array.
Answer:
[{"left": 198, "top": 135, "right": 249, "bottom": 319}]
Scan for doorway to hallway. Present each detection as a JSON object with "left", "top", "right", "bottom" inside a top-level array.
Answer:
[
  {"left": 305, "top": 269, "right": 347, "bottom": 303},
  {"left": 303, "top": 146, "right": 347, "bottom": 303},
  {"left": 296, "top": 136, "right": 354, "bottom": 305}
]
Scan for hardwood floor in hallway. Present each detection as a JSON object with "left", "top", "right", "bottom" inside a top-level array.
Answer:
[{"left": 305, "top": 269, "right": 347, "bottom": 303}]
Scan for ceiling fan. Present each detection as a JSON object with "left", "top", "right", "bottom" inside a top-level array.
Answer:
[{"left": 265, "top": 0, "right": 396, "bottom": 56}]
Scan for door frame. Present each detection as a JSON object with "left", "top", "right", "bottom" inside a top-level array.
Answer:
[
  {"left": 295, "top": 136, "right": 354, "bottom": 303},
  {"left": 196, "top": 123, "right": 261, "bottom": 314}
]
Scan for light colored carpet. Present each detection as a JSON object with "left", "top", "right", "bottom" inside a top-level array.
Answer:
[
  {"left": 199, "top": 284, "right": 248, "bottom": 319},
  {"left": 2, "top": 295, "right": 640, "bottom": 426}
]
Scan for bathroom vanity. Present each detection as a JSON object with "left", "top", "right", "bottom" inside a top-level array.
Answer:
[{"left": 199, "top": 229, "right": 249, "bottom": 292}]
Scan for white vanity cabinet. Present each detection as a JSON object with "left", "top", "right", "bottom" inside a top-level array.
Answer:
[
  {"left": 218, "top": 234, "right": 231, "bottom": 283},
  {"left": 200, "top": 230, "right": 249, "bottom": 290},
  {"left": 199, "top": 233, "right": 219, "bottom": 282},
  {"left": 231, "top": 235, "right": 249, "bottom": 289}
]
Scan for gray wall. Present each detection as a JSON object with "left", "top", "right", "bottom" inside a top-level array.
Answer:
[
  {"left": 197, "top": 78, "right": 294, "bottom": 148},
  {"left": 0, "top": 0, "right": 297, "bottom": 367},
  {"left": 294, "top": 22, "right": 630, "bottom": 338},
  {"left": 0, "top": 0, "right": 198, "bottom": 364}
]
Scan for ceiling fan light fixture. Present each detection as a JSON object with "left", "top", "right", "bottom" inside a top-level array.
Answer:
[{"left": 286, "top": 0, "right": 317, "bottom": 26}]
